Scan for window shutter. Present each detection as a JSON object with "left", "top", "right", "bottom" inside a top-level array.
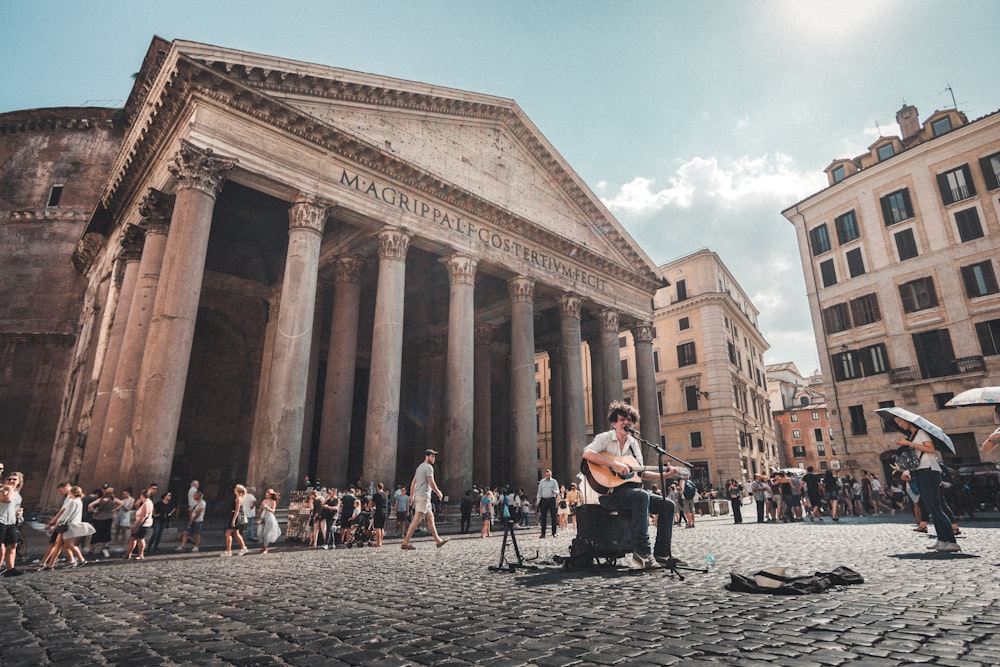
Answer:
[
  {"left": 937, "top": 172, "right": 953, "bottom": 205},
  {"left": 900, "top": 283, "right": 915, "bottom": 312},
  {"left": 961, "top": 265, "right": 978, "bottom": 297},
  {"left": 981, "top": 156, "right": 1000, "bottom": 190},
  {"left": 880, "top": 195, "right": 893, "bottom": 226}
]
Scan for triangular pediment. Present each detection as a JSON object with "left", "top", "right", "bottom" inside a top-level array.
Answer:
[{"left": 121, "top": 38, "right": 663, "bottom": 293}]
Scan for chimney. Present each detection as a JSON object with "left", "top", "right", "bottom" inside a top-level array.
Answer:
[{"left": 896, "top": 104, "right": 920, "bottom": 141}]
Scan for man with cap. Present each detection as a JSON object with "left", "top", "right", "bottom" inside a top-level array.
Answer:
[{"left": 400, "top": 449, "right": 449, "bottom": 550}]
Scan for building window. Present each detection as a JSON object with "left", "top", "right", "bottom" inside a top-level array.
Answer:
[
  {"left": 955, "top": 208, "right": 984, "bottom": 242},
  {"left": 832, "top": 165, "right": 846, "bottom": 183},
  {"left": 690, "top": 431, "right": 703, "bottom": 448},
  {"left": 835, "top": 210, "right": 861, "bottom": 244},
  {"left": 931, "top": 116, "right": 952, "bottom": 136},
  {"left": 535, "top": 382, "right": 541, "bottom": 399},
  {"left": 819, "top": 259, "right": 837, "bottom": 287},
  {"left": 653, "top": 350, "right": 661, "bottom": 373},
  {"left": 850, "top": 293, "right": 881, "bottom": 326},
  {"left": 822, "top": 303, "right": 852, "bottom": 333},
  {"left": 814, "top": 428, "right": 823, "bottom": 441},
  {"left": 678, "top": 317, "right": 690, "bottom": 331},
  {"left": 685, "top": 385, "right": 699, "bottom": 412},
  {"left": 810, "top": 224, "right": 831, "bottom": 255},
  {"left": 618, "top": 336, "right": 627, "bottom": 348},
  {"left": 657, "top": 391, "right": 664, "bottom": 416},
  {"left": 876, "top": 143, "right": 895, "bottom": 161},
  {"left": 894, "top": 228, "right": 919, "bottom": 261},
  {"left": 812, "top": 411, "right": 820, "bottom": 421},
  {"left": 913, "top": 329, "right": 957, "bottom": 379},
  {"left": 979, "top": 152, "right": 1000, "bottom": 190},
  {"left": 975, "top": 318, "right": 1000, "bottom": 356},
  {"left": 620, "top": 359, "right": 630, "bottom": 380},
  {"left": 793, "top": 446, "right": 806, "bottom": 458},
  {"left": 849, "top": 405, "right": 868, "bottom": 435},
  {"left": 846, "top": 248, "right": 866, "bottom": 278},
  {"left": 961, "top": 261, "right": 999, "bottom": 298},
  {"left": 831, "top": 350, "right": 861, "bottom": 382},
  {"left": 677, "top": 342, "right": 696, "bottom": 367},
  {"left": 792, "top": 429, "right": 801, "bottom": 439},
  {"left": 934, "top": 393, "right": 956, "bottom": 410},
  {"left": 880, "top": 189, "right": 914, "bottom": 225},
  {"left": 817, "top": 444, "right": 826, "bottom": 456},
  {"left": 860, "top": 343, "right": 889, "bottom": 376},
  {"left": 676, "top": 279, "right": 688, "bottom": 302},
  {"left": 899, "top": 277, "right": 938, "bottom": 313},
  {"left": 938, "top": 164, "right": 976, "bottom": 205},
  {"left": 47, "top": 185, "right": 64, "bottom": 207},
  {"left": 727, "top": 341, "right": 737, "bottom": 365}
]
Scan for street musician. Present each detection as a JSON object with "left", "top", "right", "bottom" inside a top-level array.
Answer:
[{"left": 582, "top": 401, "right": 687, "bottom": 569}]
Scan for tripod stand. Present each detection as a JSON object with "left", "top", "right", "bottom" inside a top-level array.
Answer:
[{"left": 488, "top": 517, "right": 539, "bottom": 573}]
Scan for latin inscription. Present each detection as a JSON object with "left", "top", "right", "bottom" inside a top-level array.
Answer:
[{"left": 339, "top": 169, "right": 607, "bottom": 292}]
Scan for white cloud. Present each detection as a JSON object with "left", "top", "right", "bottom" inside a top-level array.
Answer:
[{"left": 601, "top": 153, "right": 827, "bottom": 373}]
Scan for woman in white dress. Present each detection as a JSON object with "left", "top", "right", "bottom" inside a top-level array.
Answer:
[
  {"left": 58, "top": 486, "right": 94, "bottom": 567},
  {"left": 259, "top": 489, "right": 281, "bottom": 554}
]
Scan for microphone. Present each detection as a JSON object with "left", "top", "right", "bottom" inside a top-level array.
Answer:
[{"left": 624, "top": 424, "right": 639, "bottom": 435}]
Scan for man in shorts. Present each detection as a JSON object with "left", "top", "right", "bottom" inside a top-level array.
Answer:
[
  {"left": 176, "top": 491, "right": 206, "bottom": 552},
  {"left": 400, "top": 450, "right": 448, "bottom": 550}
]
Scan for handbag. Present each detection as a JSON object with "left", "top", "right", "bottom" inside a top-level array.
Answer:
[{"left": 894, "top": 446, "right": 921, "bottom": 471}]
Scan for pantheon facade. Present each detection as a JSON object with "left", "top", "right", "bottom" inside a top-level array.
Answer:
[{"left": 6, "top": 38, "right": 666, "bottom": 506}]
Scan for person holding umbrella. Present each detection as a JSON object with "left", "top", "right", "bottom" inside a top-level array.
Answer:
[
  {"left": 945, "top": 387, "right": 1000, "bottom": 455},
  {"left": 877, "top": 407, "right": 960, "bottom": 553}
]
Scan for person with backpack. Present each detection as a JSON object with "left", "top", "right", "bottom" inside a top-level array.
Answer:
[{"left": 681, "top": 478, "right": 697, "bottom": 528}]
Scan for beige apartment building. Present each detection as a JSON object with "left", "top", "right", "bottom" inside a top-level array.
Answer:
[
  {"left": 783, "top": 104, "right": 1000, "bottom": 475},
  {"left": 536, "top": 249, "right": 781, "bottom": 489}
]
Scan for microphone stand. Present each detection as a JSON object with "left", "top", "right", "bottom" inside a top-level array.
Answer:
[{"left": 626, "top": 426, "right": 707, "bottom": 580}]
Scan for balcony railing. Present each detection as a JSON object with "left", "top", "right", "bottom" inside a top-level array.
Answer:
[{"left": 888, "top": 356, "right": 987, "bottom": 384}]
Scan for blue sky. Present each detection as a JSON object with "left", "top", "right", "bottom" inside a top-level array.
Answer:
[{"left": 3, "top": 0, "right": 999, "bottom": 374}]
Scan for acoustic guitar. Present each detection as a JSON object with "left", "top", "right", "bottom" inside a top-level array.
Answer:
[{"left": 581, "top": 453, "right": 691, "bottom": 494}]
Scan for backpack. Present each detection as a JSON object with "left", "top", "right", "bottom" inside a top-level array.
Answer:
[{"left": 682, "top": 480, "right": 697, "bottom": 500}]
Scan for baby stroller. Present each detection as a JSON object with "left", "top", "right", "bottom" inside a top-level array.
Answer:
[{"left": 345, "top": 510, "right": 376, "bottom": 548}]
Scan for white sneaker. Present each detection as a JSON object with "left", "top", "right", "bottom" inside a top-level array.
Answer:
[
  {"left": 102, "top": 549, "right": 110, "bottom": 558},
  {"left": 935, "top": 542, "right": 961, "bottom": 553},
  {"left": 926, "top": 540, "right": 946, "bottom": 550},
  {"left": 191, "top": 547, "right": 199, "bottom": 553},
  {"left": 238, "top": 548, "right": 248, "bottom": 556},
  {"left": 175, "top": 546, "right": 184, "bottom": 552}
]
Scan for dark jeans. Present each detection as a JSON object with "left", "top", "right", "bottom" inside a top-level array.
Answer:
[
  {"left": 148, "top": 518, "right": 167, "bottom": 551},
  {"left": 460, "top": 512, "right": 472, "bottom": 534},
  {"left": 913, "top": 468, "right": 955, "bottom": 544},
  {"left": 730, "top": 497, "right": 742, "bottom": 523},
  {"left": 325, "top": 517, "right": 337, "bottom": 546},
  {"left": 538, "top": 497, "right": 557, "bottom": 536},
  {"left": 599, "top": 486, "right": 676, "bottom": 557},
  {"left": 755, "top": 499, "right": 766, "bottom": 522}
]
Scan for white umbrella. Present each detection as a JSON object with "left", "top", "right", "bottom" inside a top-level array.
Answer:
[
  {"left": 945, "top": 387, "right": 1000, "bottom": 407},
  {"left": 874, "top": 406, "right": 956, "bottom": 453}
]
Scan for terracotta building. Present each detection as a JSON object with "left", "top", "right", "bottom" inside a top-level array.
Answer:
[
  {"left": 767, "top": 363, "right": 839, "bottom": 473},
  {"left": 783, "top": 103, "right": 1000, "bottom": 475},
  {"left": 0, "top": 38, "right": 668, "bottom": 508}
]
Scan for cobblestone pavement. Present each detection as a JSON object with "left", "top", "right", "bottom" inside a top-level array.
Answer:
[{"left": 2, "top": 512, "right": 999, "bottom": 666}]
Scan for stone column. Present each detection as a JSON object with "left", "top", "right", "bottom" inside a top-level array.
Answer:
[
  {"left": 81, "top": 226, "right": 142, "bottom": 485},
  {"left": 442, "top": 254, "right": 477, "bottom": 499},
  {"left": 126, "top": 142, "right": 234, "bottom": 489},
  {"left": 547, "top": 345, "right": 565, "bottom": 482},
  {"left": 473, "top": 324, "right": 493, "bottom": 487},
  {"left": 316, "top": 256, "right": 365, "bottom": 487},
  {"left": 362, "top": 227, "right": 411, "bottom": 487},
  {"left": 248, "top": 198, "right": 328, "bottom": 498},
  {"left": 587, "top": 335, "right": 605, "bottom": 433},
  {"left": 599, "top": 308, "right": 623, "bottom": 407},
  {"left": 508, "top": 275, "right": 537, "bottom": 493},
  {"left": 93, "top": 190, "right": 173, "bottom": 488},
  {"left": 558, "top": 293, "right": 587, "bottom": 479},
  {"left": 632, "top": 321, "right": 662, "bottom": 445}
]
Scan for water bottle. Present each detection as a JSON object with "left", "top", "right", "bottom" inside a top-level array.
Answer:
[{"left": 704, "top": 541, "right": 716, "bottom": 568}]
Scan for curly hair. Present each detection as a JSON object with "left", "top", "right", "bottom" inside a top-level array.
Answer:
[{"left": 607, "top": 400, "right": 639, "bottom": 425}]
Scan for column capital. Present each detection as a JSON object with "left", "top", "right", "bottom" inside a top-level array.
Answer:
[
  {"left": 167, "top": 139, "right": 236, "bottom": 199},
  {"left": 137, "top": 188, "right": 175, "bottom": 236},
  {"left": 442, "top": 254, "right": 478, "bottom": 285},
  {"left": 599, "top": 308, "right": 620, "bottom": 334},
  {"left": 118, "top": 223, "right": 145, "bottom": 263},
  {"left": 548, "top": 343, "right": 563, "bottom": 364},
  {"left": 631, "top": 321, "right": 655, "bottom": 344},
  {"left": 375, "top": 226, "right": 411, "bottom": 262},
  {"left": 334, "top": 255, "right": 366, "bottom": 284},
  {"left": 507, "top": 275, "right": 535, "bottom": 304},
  {"left": 557, "top": 292, "right": 582, "bottom": 320},
  {"left": 474, "top": 323, "right": 495, "bottom": 346},
  {"left": 289, "top": 198, "right": 328, "bottom": 236}
]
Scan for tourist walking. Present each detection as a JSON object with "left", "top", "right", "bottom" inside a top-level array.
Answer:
[
  {"left": 0, "top": 471, "right": 24, "bottom": 576},
  {"left": 536, "top": 469, "right": 560, "bottom": 538},
  {"left": 176, "top": 490, "right": 206, "bottom": 552},
  {"left": 259, "top": 489, "right": 281, "bottom": 554},
  {"left": 222, "top": 484, "right": 249, "bottom": 556},
  {"left": 400, "top": 450, "right": 448, "bottom": 550},
  {"left": 86, "top": 486, "right": 121, "bottom": 558}
]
